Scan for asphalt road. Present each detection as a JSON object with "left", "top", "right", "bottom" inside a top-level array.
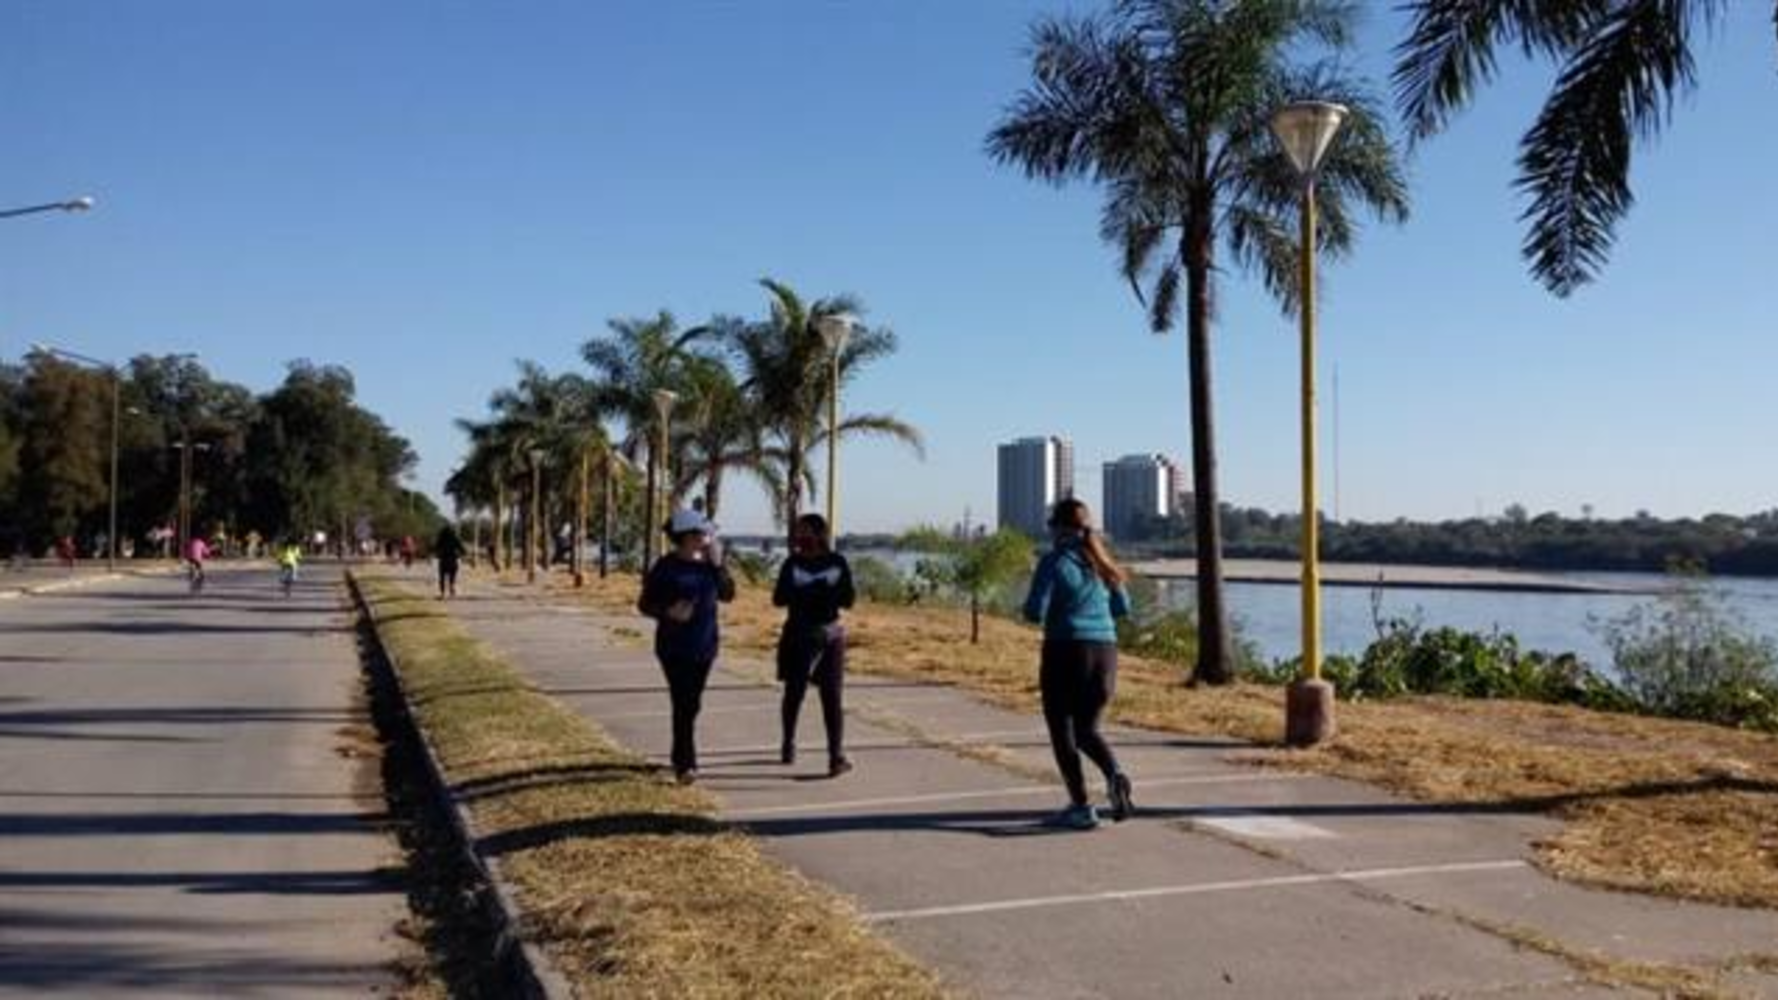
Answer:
[{"left": 0, "top": 566, "right": 407, "bottom": 997}]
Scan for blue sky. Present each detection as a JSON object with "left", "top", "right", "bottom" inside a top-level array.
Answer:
[{"left": 5, "top": 2, "right": 1775, "bottom": 533}]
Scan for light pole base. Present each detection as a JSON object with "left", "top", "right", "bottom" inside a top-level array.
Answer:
[{"left": 1285, "top": 678, "right": 1337, "bottom": 747}]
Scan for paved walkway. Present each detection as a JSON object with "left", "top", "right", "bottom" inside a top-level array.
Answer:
[
  {"left": 436, "top": 573, "right": 1778, "bottom": 999},
  {"left": 0, "top": 566, "right": 406, "bottom": 997}
]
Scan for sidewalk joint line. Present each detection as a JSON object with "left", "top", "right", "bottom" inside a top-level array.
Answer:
[{"left": 863, "top": 860, "right": 1530, "bottom": 922}]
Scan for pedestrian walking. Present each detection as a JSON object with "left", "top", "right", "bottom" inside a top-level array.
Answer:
[
  {"left": 55, "top": 534, "right": 77, "bottom": 571},
  {"left": 1022, "top": 498, "right": 1135, "bottom": 830},
  {"left": 774, "top": 513, "right": 856, "bottom": 777},
  {"left": 637, "top": 509, "right": 735, "bottom": 784},
  {"left": 434, "top": 523, "right": 465, "bottom": 599}
]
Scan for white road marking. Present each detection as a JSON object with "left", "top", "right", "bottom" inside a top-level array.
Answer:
[
  {"left": 725, "top": 772, "right": 1314, "bottom": 819},
  {"left": 864, "top": 860, "right": 1530, "bottom": 922},
  {"left": 1196, "top": 815, "right": 1337, "bottom": 840}
]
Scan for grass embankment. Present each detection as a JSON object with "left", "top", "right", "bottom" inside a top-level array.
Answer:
[
  {"left": 551, "top": 571, "right": 1778, "bottom": 911},
  {"left": 357, "top": 577, "right": 944, "bottom": 999}
]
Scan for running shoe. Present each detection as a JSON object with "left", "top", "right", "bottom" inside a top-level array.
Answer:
[
  {"left": 828, "top": 756, "right": 854, "bottom": 778},
  {"left": 1049, "top": 804, "right": 1100, "bottom": 830},
  {"left": 674, "top": 768, "right": 698, "bottom": 786},
  {"left": 1108, "top": 772, "right": 1135, "bottom": 822},
  {"left": 781, "top": 742, "right": 796, "bottom": 766}
]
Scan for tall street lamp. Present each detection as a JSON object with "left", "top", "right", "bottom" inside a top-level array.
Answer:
[
  {"left": 31, "top": 343, "right": 122, "bottom": 571},
  {"left": 1271, "top": 99, "right": 1347, "bottom": 748},
  {"left": 645, "top": 389, "right": 678, "bottom": 567},
  {"left": 1, "top": 196, "right": 95, "bottom": 220},
  {"left": 814, "top": 314, "right": 854, "bottom": 542},
  {"left": 173, "top": 435, "right": 213, "bottom": 557},
  {"left": 527, "top": 448, "right": 545, "bottom": 584}
]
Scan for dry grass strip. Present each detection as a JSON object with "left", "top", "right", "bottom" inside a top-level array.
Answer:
[
  {"left": 540, "top": 571, "right": 1778, "bottom": 910},
  {"left": 360, "top": 577, "right": 945, "bottom": 999}
]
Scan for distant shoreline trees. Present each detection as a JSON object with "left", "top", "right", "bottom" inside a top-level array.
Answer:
[{"left": 1137, "top": 504, "right": 1778, "bottom": 578}]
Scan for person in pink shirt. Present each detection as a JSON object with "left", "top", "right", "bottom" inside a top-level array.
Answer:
[{"left": 186, "top": 536, "right": 211, "bottom": 592}]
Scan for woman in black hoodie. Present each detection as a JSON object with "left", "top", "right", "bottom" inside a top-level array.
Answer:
[{"left": 774, "top": 513, "right": 856, "bottom": 777}]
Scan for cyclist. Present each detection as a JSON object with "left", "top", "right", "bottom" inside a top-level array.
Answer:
[
  {"left": 186, "top": 535, "right": 211, "bottom": 593},
  {"left": 276, "top": 539, "right": 303, "bottom": 596}
]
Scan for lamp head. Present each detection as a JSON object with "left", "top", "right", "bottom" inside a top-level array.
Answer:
[
  {"left": 65, "top": 196, "right": 95, "bottom": 212},
  {"left": 815, "top": 314, "right": 856, "bottom": 354},
  {"left": 1271, "top": 101, "right": 1348, "bottom": 178}
]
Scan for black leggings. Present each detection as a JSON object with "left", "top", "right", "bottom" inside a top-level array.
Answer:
[
  {"left": 659, "top": 655, "right": 715, "bottom": 774},
  {"left": 1040, "top": 641, "right": 1122, "bottom": 806},
  {"left": 438, "top": 560, "right": 459, "bottom": 595},
  {"left": 779, "top": 627, "right": 846, "bottom": 762}
]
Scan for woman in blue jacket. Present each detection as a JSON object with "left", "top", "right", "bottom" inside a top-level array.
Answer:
[
  {"left": 1022, "top": 498, "right": 1134, "bottom": 830},
  {"left": 638, "top": 509, "right": 736, "bottom": 785}
]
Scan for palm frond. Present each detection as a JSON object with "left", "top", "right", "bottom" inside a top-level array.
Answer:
[
  {"left": 1393, "top": 0, "right": 1601, "bottom": 142},
  {"left": 1516, "top": 0, "right": 1702, "bottom": 295}
]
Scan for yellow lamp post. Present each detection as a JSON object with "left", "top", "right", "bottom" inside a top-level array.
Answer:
[
  {"left": 814, "top": 314, "right": 854, "bottom": 540},
  {"left": 1271, "top": 99, "right": 1347, "bottom": 747},
  {"left": 650, "top": 389, "right": 679, "bottom": 561}
]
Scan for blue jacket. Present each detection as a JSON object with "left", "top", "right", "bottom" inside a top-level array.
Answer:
[
  {"left": 1022, "top": 540, "right": 1131, "bottom": 644},
  {"left": 639, "top": 555, "right": 737, "bottom": 664}
]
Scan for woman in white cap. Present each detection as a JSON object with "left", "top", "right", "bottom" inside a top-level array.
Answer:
[{"left": 637, "top": 508, "right": 736, "bottom": 784}]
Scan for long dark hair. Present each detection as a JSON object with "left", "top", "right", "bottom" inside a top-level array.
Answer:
[
  {"left": 793, "top": 513, "right": 831, "bottom": 554},
  {"left": 1048, "top": 498, "right": 1126, "bottom": 586}
]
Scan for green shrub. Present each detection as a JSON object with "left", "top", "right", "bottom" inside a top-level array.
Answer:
[
  {"left": 1594, "top": 578, "right": 1778, "bottom": 732},
  {"left": 851, "top": 555, "right": 913, "bottom": 605}
]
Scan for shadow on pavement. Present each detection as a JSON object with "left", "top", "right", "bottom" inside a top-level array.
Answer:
[
  {"left": 0, "top": 809, "right": 388, "bottom": 837},
  {"left": 0, "top": 866, "right": 402, "bottom": 894}
]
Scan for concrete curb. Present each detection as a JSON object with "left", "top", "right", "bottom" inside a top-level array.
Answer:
[{"left": 346, "top": 572, "right": 575, "bottom": 1000}]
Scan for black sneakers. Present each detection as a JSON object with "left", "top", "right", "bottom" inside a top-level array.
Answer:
[{"left": 1107, "top": 772, "right": 1134, "bottom": 822}]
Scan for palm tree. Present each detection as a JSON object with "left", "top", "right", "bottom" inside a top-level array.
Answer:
[
  {"left": 1395, "top": 0, "right": 1764, "bottom": 296},
  {"left": 484, "top": 361, "right": 597, "bottom": 571},
  {"left": 987, "top": 0, "right": 1408, "bottom": 684},
  {"left": 452, "top": 417, "right": 522, "bottom": 570},
  {"left": 581, "top": 312, "right": 706, "bottom": 550},
  {"left": 670, "top": 354, "right": 784, "bottom": 523},
  {"left": 724, "top": 278, "right": 924, "bottom": 542}
]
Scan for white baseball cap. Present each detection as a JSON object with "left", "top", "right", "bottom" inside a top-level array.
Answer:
[{"left": 668, "top": 509, "right": 714, "bottom": 536}]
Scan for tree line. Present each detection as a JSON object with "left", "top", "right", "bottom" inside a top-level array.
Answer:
[
  {"left": 448, "top": 279, "right": 922, "bottom": 570},
  {"left": 1132, "top": 504, "right": 1778, "bottom": 578},
  {"left": 0, "top": 353, "right": 437, "bottom": 557}
]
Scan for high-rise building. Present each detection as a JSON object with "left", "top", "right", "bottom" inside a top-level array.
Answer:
[
  {"left": 997, "top": 436, "right": 1073, "bottom": 537},
  {"left": 1163, "top": 456, "right": 1190, "bottom": 515},
  {"left": 1102, "top": 454, "right": 1174, "bottom": 540}
]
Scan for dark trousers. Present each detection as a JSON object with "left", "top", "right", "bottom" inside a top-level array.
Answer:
[
  {"left": 1040, "top": 640, "right": 1121, "bottom": 806},
  {"left": 779, "top": 626, "right": 846, "bottom": 763},
  {"left": 438, "top": 560, "right": 459, "bottom": 595},
  {"left": 659, "top": 655, "right": 715, "bottom": 774}
]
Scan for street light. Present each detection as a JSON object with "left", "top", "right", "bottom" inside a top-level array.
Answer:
[
  {"left": 172, "top": 439, "right": 213, "bottom": 557},
  {"left": 1, "top": 196, "right": 95, "bottom": 220},
  {"left": 527, "top": 447, "right": 545, "bottom": 584},
  {"left": 31, "top": 343, "right": 123, "bottom": 571},
  {"left": 1271, "top": 99, "right": 1347, "bottom": 748},
  {"left": 645, "top": 389, "right": 678, "bottom": 568},
  {"left": 815, "top": 314, "right": 855, "bottom": 543}
]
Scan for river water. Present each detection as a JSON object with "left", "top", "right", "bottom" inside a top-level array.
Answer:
[
  {"left": 833, "top": 548, "right": 1778, "bottom": 669},
  {"left": 1152, "top": 572, "right": 1778, "bottom": 667}
]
